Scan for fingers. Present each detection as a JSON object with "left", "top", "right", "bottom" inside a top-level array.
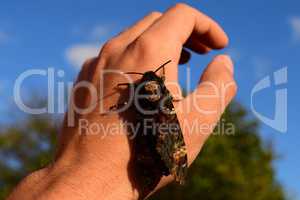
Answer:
[
  {"left": 124, "top": 3, "right": 228, "bottom": 93},
  {"left": 178, "top": 55, "right": 237, "bottom": 164},
  {"left": 97, "top": 12, "right": 162, "bottom": 70},
  {"left": 133, "top": 3, "right": 228, "bottom": 56},
  {"left": 77, "top": 57, "right": 99, "bottom": 82},
  {"left": 158, "top": 55, "right": 235, "bottom": 189},
  {"left": 179, "top": 48, "right": 191, "bottom": 64},
  {"left": 184, "top": 34, "right": 212, "bottom": 54}
]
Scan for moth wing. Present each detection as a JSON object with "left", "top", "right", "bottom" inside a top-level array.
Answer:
[{"left": 156, "top": 95, "right": 188, "bottom": 184}]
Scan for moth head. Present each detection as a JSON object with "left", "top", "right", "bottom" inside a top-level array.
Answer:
[{"left": 144, "top": 81, "right": 161, "bottom": 102}]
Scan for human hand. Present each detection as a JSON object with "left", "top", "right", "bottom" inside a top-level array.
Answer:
[{"left": 8, "top": 3, "right": 237, "bottom": 200}]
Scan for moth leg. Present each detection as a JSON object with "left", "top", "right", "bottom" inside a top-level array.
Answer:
[
  {"left": 109, "top": 82, "right": 133, "bottom": 111},
  {"left": 109, "top": 102, "right": 128, "bottom": 111},
  {"left": 173, "top": 97, "right": 184, "bottom": 102}
]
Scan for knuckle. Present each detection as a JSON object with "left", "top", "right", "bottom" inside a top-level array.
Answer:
[
  {"left": 77, "top": 57, "right": 99, "bottom": 82},
  {"left": 149, "top": 11, "right": 162, "bottom": 18},
  {"left": 101, "top": 38, "right": 120, "bottom": 55},
  {"left": 133, "top": 35, "right": 157, "bottom": 55},
  {"left": 221, "top": 69, "right": 233, "bottom": 82},
  {"left": 82, "top": 57, "right": 97, "bottom": 69},
  {"left": 136, "top": 35, "right": 155, "bottom": 48},
  {"left": 174, "top": 3, "right": 191, "bottom": 11}
]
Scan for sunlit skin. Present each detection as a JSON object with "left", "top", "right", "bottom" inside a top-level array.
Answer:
[{"left": 8, "top": 3, "right": 237, "bottom": 200}]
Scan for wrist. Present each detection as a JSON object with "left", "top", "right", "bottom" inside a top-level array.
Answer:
[
  {"left": 48, "top": 151, "right": 139, "bottom": 200},
  {"left": 46, "top": 162, "right": 134, "bottom": 200},
  {"left": 9, "top": 159, "right": 138, "bottom": 200}
]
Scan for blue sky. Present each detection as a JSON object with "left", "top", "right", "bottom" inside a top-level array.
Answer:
[{"left": 0, "top": 0, "right": 299, "bottom": 198}]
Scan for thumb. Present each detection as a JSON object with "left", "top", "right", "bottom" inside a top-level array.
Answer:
[{"left": 177, "top": 54, "right": 237, "bottom": 164}]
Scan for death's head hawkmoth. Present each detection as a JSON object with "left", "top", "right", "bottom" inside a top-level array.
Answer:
[{"left": 110, "top": 60, "right": 188, "bottom": 196}]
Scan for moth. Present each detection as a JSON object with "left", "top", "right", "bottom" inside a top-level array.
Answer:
[{"left": 111, "top": 60, "right": 188, "bottom": 187}]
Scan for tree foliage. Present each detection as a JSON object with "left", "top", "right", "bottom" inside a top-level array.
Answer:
[
  {"left": 150, "top": 103, "right": 285, "bottom": 200},
  {"left": 0, "top": 114, "right": 57, "bottom": 199},
  {"left": 0, "top": 103, "right": 285, "bottom": 199}
]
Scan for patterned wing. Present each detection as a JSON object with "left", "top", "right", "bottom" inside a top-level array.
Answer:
[{"left": 155, "top": 93, "right": 188, "bottom": 184}]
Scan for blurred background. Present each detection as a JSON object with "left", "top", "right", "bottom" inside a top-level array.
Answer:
[{"left": 0, "top": 0, "right": 298, "bottom": 199}]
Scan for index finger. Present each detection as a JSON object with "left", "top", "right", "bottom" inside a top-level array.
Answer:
[{"left": 140, "top": 3, "right": 229, "bottom": 50}]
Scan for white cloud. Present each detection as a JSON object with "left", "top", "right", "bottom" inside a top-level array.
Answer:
[
  {"left": 66, "top": 24, "right": 111, "bottom": 68},
  {"left": 71, "top": 24, "right": 110, "bottom": 41},
  {"left": 289, "top": 17, "right": 300, "bottom": 42},
  {"left": 90, "top": 25, "right": 110, "bottom": 39},
  {"left": 65, "top": 44, "right": 101, "bottom": 68}
]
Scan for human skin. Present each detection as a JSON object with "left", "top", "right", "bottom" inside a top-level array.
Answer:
[{"left": 7, "top": 3, "right": 237, "bottom": 200}]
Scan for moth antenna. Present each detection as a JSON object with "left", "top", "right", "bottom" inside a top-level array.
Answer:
[{"left": 154, "top": 60, "right": 172, "bottom": 73}]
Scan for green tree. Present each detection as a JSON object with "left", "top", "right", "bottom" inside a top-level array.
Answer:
[
  {"left": 0, "top": 102, "right": 286, "bottom": 199},
  {"left": 150, "top": 103, "right": 285, "bottom": 200},
  {"left": 0, "top": 114, "right": 57, "bottom": 199}
]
